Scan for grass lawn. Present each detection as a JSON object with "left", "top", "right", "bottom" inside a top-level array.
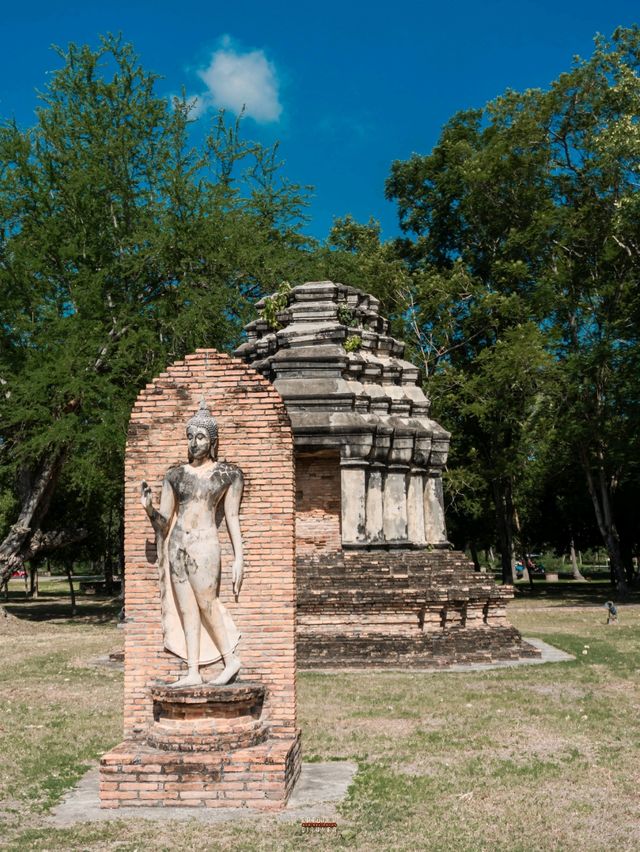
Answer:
[{"left": 1, "top": 582, "right": 639, "bottom": 851}]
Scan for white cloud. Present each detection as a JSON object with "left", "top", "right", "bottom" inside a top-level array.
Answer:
[{"left": 197, "top": 38, "right": 282, "bottom": 124}]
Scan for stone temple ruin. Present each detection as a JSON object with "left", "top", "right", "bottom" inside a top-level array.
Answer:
[{"left": 236, "top": 281, "right": 539, "bottom": 668}]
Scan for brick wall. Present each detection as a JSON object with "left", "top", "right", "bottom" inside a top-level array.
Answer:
[
  {"left": 295, "top": 451, "right": 341, "bottom": 556},
  {"left": 122, "top": 350, "right": 296, "bottom": 739}
]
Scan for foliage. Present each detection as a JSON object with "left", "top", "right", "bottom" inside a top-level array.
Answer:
[
  {"left": 337, "top": 305, "right": 357, "bottom": 327},
  {"left": 385, "top": 27, "right": 640, "bottom": 586},
  {"left": 0, "top": 35, "right": 310, "bottom": 573},
  {"left": 386, "top": 103, "right": 556, "bottom": 580},
  {"left": 259, "top": 280, "right": 292, "bottom": 329},
  {"left": 0, "top": 489, "right": 18, "bottom": 542},
  {"left": 344, "top": 335, "right": 362, "bottom": 352},
  {"left": 532, "top": 28, "right": 640, "bottom": 585},
  {"left": 306, "top": 215, "right": 411, "bottom": 329}
]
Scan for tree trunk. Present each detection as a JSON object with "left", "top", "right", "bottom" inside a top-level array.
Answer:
[
  {"left": 29, "top": 561, "right": 39, "bottom": 598},
  {"left": 468, "top": 541, "right": 481, "bottom": 572},
  {"left": 491, "top": 478, "right": 516, "bottom": 585},
  {"left": 104, "top": 506, "right": 114, "bottom": 595},
  {"left": 65, "top": 562, "right": 76, "bottom": 616},
  {"left": 0, "top": 452, "right": 65, "bottom": 586},
  {"left": 619, "top": 538, "right": 635, "bottom": 586},
  {"left": 569, "top": 536, "right": 586, "bottom": 581},
  {"left": 513, "top": 505, "right": 532, "bottom": 587},
  {"left": 579, "top": 448, "right": 629, "bottom": 594}
]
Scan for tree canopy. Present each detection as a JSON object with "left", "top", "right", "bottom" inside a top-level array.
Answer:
[
  {"left": 0, "top": 36, "right": 311, "bottom": 582},
  {"left": 386, "top": 26, "right": 640, "bottom": 588},
  {"left": 2, "top": 29, "right": 639, "bottom": 591}
]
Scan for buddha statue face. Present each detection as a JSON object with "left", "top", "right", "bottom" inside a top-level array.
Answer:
[
  {"left": 186, "top": 399, "right": 218, "bottom": 462},
  {"left": 187, "top": 425, "right": 214, "bottom": 461}
]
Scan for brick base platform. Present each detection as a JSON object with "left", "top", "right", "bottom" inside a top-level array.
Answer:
[
  {"left": 100, "top": 734, "right": 301, "bottom": 810},
  {"left": 297, "top": 549, "right": 540, "bottom": 668},
  {"left": 299, "top": 626, "right": 538, "bottom": 668}
]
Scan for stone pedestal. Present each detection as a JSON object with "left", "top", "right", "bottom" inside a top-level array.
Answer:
[
  {"left": 100, "top": 735, "right": 301, "bottom": 810},
  {"left": 101, "top": 681, "right": 300, "bottom": 809},
  {"left": 147, "top": 683, "right": 268, "bottom": 752}
]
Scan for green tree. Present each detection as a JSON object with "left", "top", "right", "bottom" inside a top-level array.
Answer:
[
  {"left": 385, "top": 28, "right": 640, "bottom": 590},
  {"left": 532, "top": 28, "right": 640, "bottom": 590},
  {"left": 385, "top": 106, "right": 554, "bottom": 583},
  {"left": 303, "top": 215, "right": 410, "bottom": 326},
  {"left": 0, "top": 36, "right": 309, "bottom": 585}
]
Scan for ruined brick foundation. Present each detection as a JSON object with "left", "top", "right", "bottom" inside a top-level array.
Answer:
[
  {"left": 100, "top": 735, "right": 301, "bottom": 810},
  {"left": 297, "top": 549, "right": 540, "bottom": 668}
]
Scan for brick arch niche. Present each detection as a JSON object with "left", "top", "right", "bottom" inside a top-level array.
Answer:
[{"left": 100, "top": 350, "right": 301, "bottom": 810}]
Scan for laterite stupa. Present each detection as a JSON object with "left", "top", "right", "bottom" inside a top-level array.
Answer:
[{"left": 235, "top": 281, "right": 539, "bottom": 667}]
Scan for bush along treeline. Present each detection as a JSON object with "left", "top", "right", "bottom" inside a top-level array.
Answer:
[{"left": 1, "top": 30, "right": 639, "bottom": 594}]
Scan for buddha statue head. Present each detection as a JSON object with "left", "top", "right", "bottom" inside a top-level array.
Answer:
[{"left": 186, "top": 397, "right": 218, "bottom": 461}]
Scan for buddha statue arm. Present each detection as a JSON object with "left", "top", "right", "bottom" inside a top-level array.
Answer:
[
  {"left": 223, "top": 470, "right": 244, "bottom": 598},
  {"left": 141, "top": 478, "right": 176, "bottom": 537}
]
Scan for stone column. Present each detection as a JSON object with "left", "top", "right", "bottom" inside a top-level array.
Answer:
[
  {"left": 382, "top": 424, "right": 413, "bottom": 543},
  {"left": 365, "top": 464, "right": 384, "bottom": 543},
  {"left": 383, "top": 466, "right": 409, "bottom": 541},
  {"left": 423, "top": 432, "right": 449, "bottom": 546},
  {"left": 340, "top": 459, "right": 367, "bottom": 544},
  {"left": 424, "top": 472, "right": 447, "bottom": 545},
  {"left": 365, "top": 427, "right": 390, "bottom": 544},
  {"left": 407, "top": 468, "right": 427, "bottom": 545}
]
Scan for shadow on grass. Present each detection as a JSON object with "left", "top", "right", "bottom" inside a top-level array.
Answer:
[
  {"left": 2, "top": 591, "right": 121, "bottom": 624},
  {"left": 512, "top": 581, "right": 640, "bottom": 607}
]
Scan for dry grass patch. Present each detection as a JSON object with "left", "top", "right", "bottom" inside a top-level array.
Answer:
[
  {"left": 0, "top": 599, "right": 123, "bottom": 815},
  {"left": 1, "top": 590, "right": 640, "bottom": 850}
]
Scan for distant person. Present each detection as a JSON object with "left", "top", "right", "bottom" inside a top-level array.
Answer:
[{"left": 604, "top": 601, "right": 618, "bottom": 624}]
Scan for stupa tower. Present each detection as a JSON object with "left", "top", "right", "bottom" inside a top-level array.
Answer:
[{"left": 236, "top": 281, "right": 538, "bottom": 667}]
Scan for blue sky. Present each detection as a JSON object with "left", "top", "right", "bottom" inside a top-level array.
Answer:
[{"left": 1, "top": 1, "right": 638, "bottom": 240}]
